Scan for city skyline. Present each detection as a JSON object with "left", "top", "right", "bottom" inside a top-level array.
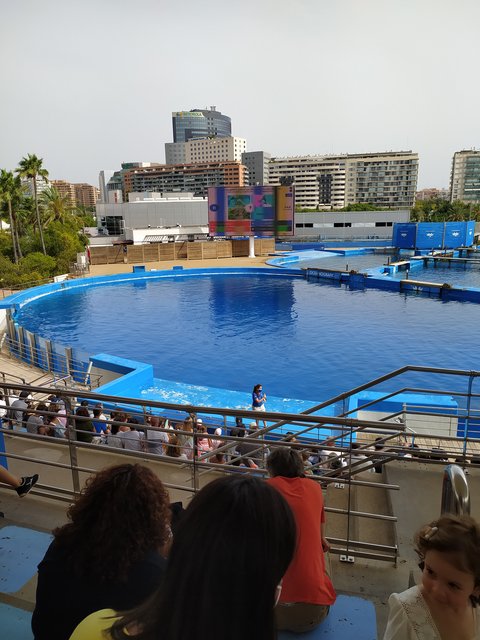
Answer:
[{"left": 1, "top": 0, "right": 479, "bottom": 190}]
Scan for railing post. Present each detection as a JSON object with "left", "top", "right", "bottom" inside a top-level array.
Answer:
[
  {"left": 65, "top": 402, "right": 81, "bottom": 494},
  {"left": 463, "top": 373, "right": 474, "bottom": 457}
]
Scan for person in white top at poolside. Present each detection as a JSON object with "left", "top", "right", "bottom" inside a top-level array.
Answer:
[{"left": 384, "top": 514, "right": 480, "bottom": 640}]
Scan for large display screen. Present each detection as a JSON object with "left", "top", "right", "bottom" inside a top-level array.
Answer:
[{"left": 208, "top": 186, "right": 295, "bottom": 237}]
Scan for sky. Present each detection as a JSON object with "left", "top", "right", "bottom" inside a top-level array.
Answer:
[{"left": 1, "top": 0, "right": 479, "bottom": 190}]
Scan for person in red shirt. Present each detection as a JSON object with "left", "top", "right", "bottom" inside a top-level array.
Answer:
[{"left": 267, "top": 447, "right": 336, "bottom": 633}]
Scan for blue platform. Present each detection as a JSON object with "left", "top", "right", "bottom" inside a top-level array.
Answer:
[
  {"left": 278, "top": 595, "right": 376, "bottom": 640},
  {"left": 0, "top": 526, "right": 52, "bottom": 593},
  {"left": 0, "top": 603, "right": 34, "bottom": 640}
]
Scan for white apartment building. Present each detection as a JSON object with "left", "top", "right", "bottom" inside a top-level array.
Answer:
[
  {"left": 269, "top": 151, "right": 418, "bottom": 210},
  {"left": 268, "top": 156, "right": 346, "bottom": 210},
  {"left": 165, "top": 136, "right": 247, "bottom": 166}
]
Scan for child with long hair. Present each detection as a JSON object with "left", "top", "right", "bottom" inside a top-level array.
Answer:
[{"left": 384, "top": 514, "right": 480, "bottom": 639}]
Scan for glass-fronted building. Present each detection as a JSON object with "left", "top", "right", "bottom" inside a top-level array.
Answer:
[
  {"left": 450, "top": 150, "right": 480, "bottom": 204},
  {"left": 172, "top": 107, "right": 231, "bottom": 143}
]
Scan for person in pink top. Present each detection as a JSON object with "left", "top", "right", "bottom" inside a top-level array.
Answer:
[{"left": 267, "top": 447, "right": 336, "bottom": 633}]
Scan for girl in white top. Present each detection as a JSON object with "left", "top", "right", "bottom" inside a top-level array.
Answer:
[{"left": 384, "top": 514, "right": 480, "bottom": 640}]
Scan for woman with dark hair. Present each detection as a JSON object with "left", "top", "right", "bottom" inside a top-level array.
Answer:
[
  {"left": 266, "top": 447, "right": 336, "bottom": 633},
  {"left": 74, "top": 407, "right": 95, "bottom": 443},
  {"left": 32, "top": 464, "right": 171, "bottom": 640},
  {"left": 69, "top": 475, "right": 296, "bottom": 640}
]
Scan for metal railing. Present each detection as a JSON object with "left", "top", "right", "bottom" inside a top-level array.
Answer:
[
  {"left": 0, "top": 379, "right": 405, "bottom": 563},
  {"left": 441, "top": 464, "right": 470, "bottom": 516},
  {"left": 2, "top": 335, "right": 102, "bottom": 390},
  {"left": 2, "top": 366, "right": 480, "bottom": 563}
]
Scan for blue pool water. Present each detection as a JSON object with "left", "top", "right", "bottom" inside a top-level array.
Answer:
[
  {"left": 299, "top": 253, "right": 392, "bottom": 272},
  {"left": 390, "top": 263, "right": 480, "bottom": 288},
  {"left": 14, "top": 274, "right": 480, "bottom": 403}
]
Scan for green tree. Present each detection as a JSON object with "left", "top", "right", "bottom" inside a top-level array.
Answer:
[
  {"left": 0, "top": 170, "right": 25, "bottom": 263},
  {"left": 16, "top": 154, "right": 49, "bottom": 255},
  {"left": 39, "top": 185, "right": 74, "bottom": 226},
  {"left": 341, "top": 203, "right": 381, "bottom": 211}
]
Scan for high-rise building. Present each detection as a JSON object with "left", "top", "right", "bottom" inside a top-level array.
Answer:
[
  {"left": 344, "top": 152, "right": 418, "bottom": 209},
  {"left": 269, "top": 151, "right": 418, "bottom": 209},
  {"left": 450, "top": 150, "right": 480, "bottom": 204},
  {"left": 123, "top": 161, "right": 247, "bottom": 198},
  {"left": 268, "top": 156, "right": 346, "bottom": 209},
  {"left": 98, "top": 170, "right": 115, "bottom": 203},
  {"left": 74, "top": 183, "right": 100, "bottom": 208},
  {"left": 242, "top": 151, "right": 271, "bottom": 186},
  {"left": 172, "top": 107, "right": 231, "bottom": 143},
  {"left": 51, "top": 180, "right": 76, "bottom": 206}
]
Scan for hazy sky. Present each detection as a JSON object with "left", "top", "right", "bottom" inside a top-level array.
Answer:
[{"left": 1, "top": 0, "right": 479, "bottom": 189}]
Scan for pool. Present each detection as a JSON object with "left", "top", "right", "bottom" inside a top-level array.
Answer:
[
  {"left": 390, "top": 263, "right": 480, "bottom": 288},
  {"left": 298, "top": 253, "right": 393, "bottom": 272},
  {"left": 12, "top": 271, "right": 480, "bottom": 405}
]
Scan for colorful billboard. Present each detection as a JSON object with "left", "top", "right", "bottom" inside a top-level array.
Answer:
[{"left": 208, "top": 186, "right": 295, "bottom": 237}]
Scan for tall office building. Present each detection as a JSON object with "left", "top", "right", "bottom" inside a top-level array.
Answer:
[
  {"left": 450, "top": 150, "right": 480, "bottom": 204},
  {"left": 172, "top": 107, "right": 231, "bottom": 143},
  {"left": 242, "top": 151, "right": 271, "bottom": 186},
  {"left": 98, "top": 170, "right": 115, "bottom": 203},
  {"left": 269, "top": 151, "right": 418, "bottom": 209}
]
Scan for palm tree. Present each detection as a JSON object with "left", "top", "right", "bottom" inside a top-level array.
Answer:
[
  {"left": 0, "top": 169, "right": 25, "bottom": 263},
  {"left": 39, "top": 185, "right": 74, "bottom": 227},
  {"left": 16, "top": 154, "right": 49, "bottom": 255}
]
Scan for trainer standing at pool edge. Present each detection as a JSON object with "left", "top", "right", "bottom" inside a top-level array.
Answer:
[{"left": 252, "top": 384, "right": 267, "bottom": 416}]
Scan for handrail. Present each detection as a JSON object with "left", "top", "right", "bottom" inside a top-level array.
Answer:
[{"left": 441, "top": 464, "right": 470, "bottom": 516}]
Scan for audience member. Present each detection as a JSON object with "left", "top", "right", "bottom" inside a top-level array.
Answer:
[
  {"left": 0, "top": 466, "right": 38, "bottom": 498},
  {"left": 144, "top": 415, "right": 168, "bottom": 455},
  {"left": 0, "top": 392, "right": 7, "bottom": 427},
  {"left": 267, "top": 448, "right": 336, "bottom": 632},
  {"left": 32, "top": 464, "right": 171, "bottom": 640},
  {"left": 236, "top": 421, "right": 265, "bottom": 468},
  {"left": 166, "top": 433, "right": 187, "bottom": 459},
  {"left": 69, "top": 475, "right": 296, "bottom": 640},
  {"left": 176, "top": 417, "right": 194, "bottom": 459},
  {"left": 26, "top": 402, "right": 48, "bottom": 434},
  {"left": 75, "top": 407, "right": 95, "bottom": 443},
  {"left": 384, "top": 514, "right": 480, "bottom": 639},
  {"left": 7, "top": 390, "right": 31, "bottom": 429},
  {"left": 118, "top": 425, "right": 144, "bottom": 451},
  {"left": 92, "top": 405, "right": 109, "bottom": 435}
]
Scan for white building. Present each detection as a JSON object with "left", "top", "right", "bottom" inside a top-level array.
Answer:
[
  {"left": 450, "top": 149, "right": 480, "bottom": 204},
  {"left": 165, "top": 136, "right": 247, "bottom": 166},
  {"left": 95, "top": 192, "right": 208, "bottom": 237},
  {"left": 269, "top": 151, "right": 418, "bottom": 210}
]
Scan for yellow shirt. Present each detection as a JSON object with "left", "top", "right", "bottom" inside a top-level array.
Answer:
[{"left": 69, "top": 609, "right": 119, "bottom": 640}]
